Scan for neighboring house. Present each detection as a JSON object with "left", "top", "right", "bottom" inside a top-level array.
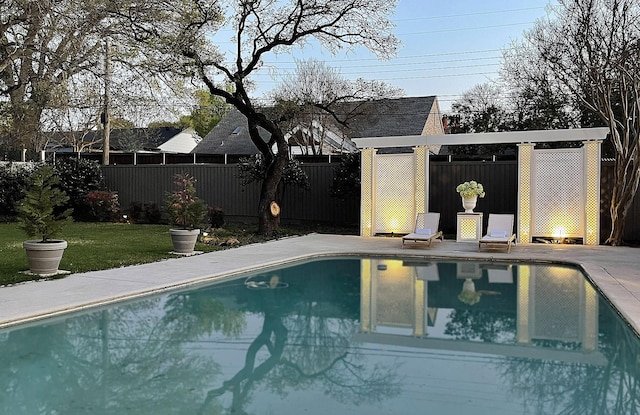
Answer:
[
  {"left": 156, "top": 128, "right": 201, "bottom": 153},
  {"left": 45, "top": 127, "right": 200, "bottom": 153},
  {"left": 192, "top": 96, "right": 444, "bottom": 156}
]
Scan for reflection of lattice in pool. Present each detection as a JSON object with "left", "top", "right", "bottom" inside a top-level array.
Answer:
[{"left": 531, "top": 265, "right": 583, "bottom": 341}]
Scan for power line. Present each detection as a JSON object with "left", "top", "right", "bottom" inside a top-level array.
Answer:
[
  {"left": 394, "top": 6, "right": 545, "bottom": 22},
  {"left": 397, "top": 21, "right": 535, "bottom": 36}
]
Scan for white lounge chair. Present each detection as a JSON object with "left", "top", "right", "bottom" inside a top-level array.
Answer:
[
  {"left": 478, "top": 214, "right": 516, "bottom": 253},
  {"left": 402, "top": 212, "right": 444, "bottom": 248}
]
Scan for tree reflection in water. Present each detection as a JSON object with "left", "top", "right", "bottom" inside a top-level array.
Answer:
[
  {"left": 191, "top": 268, "right": 401, "bottom": 414},
  {"left": 496, "top": 304, "right": 640, "bottom": 415}
]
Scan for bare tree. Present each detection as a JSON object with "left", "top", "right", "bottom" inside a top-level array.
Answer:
[
  {"left": 121, "top": 0, "right": 399, "bottom": 236},
  {"left": 504, "top": 0, "right": 640, "bottom": 245},
  {"left": 271, "top": 59, "right": 402, "bottom": 155}
]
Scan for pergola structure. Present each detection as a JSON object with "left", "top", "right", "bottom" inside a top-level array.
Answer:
[{"left": 353, "top": 127, "right": 609, "bottom": 245}]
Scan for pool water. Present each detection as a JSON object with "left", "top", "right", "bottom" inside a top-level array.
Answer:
[{"left": 1, "top": 257, "right": 639, "bottom": 414}]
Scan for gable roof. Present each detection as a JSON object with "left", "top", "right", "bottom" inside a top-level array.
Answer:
[
  {"left": 339, "top": 96, "right": 438, "bottom": 138},
  {"left": 192, "top": 95, "right": 441, "bottom": 155},
  {"left": 192, "top": 109, "right": 270, "bottom": 154}
]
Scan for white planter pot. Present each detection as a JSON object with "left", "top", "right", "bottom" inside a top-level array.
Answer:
[
  {"left": 461, "top": 195, "right": 478, "bottom": 213},
  {"left": 169, "top": 229, "right": 200, "bottom": 254},
  {"left": 23, "top": 240, "right": 67, "bottom": 275}
]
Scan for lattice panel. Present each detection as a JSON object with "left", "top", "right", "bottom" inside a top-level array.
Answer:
[
  {"left": 584, "top": 142, "right": 601, "bottom": 244},
  {"left": 460, "top": 217, "right": 479, "bottom": 239},
  {"left": 414, "top": 147, "right": 428, "bottom": 215},
  {"left": 360, "top": 149, "right": 374, "bottom": 236},
  {"left": 374, "top": 154, "right": 414, "bottom": 233},
  {"left": 531, "top": 265, "right": 583, "bottom": 342},
  {"left": 532, "top": 150, "right": 584, "bottom": 237},
  {"left": 518, "top": 144, "right": 533, "bottom": 242}
]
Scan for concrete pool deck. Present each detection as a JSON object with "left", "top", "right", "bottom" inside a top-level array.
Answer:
[{"left": 1, "top": 234, "right": 639, "bottom": 334}]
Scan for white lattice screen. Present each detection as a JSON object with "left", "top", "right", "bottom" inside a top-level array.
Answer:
[
  {"left": 373, "top": 154, "right": 415, "bottom": 233},
  {"left": 532, "top": 149, "right": 584, "bottom": 238}
]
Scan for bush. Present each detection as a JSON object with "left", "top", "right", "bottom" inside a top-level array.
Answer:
[
  {"left": 53, "top": 157, "right": 107, "bottom": 220},
  {"left": 85, "top": 191, "right": 121, "bottom": 222},
  {"left": 330, "top": 152, "right": 360, "bottom": 201},
  {"left": 208, "top": 206, "right": 225, "bottom": 228},
  {"left": 0, "top": 163, "right": 31, "bottom": 221},
  {"left": 128, "top": 201, "right": 162, "bottom": 224}
]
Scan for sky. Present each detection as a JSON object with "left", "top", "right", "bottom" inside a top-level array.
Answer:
[{"left": 235, "top": 0, "right": 559, "bottom": 113}]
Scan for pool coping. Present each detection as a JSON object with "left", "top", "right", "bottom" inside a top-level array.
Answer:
[{"left": 1, "top": 234, "right": 639, "bottom": 335}]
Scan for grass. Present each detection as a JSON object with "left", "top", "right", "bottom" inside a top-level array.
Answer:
[{"left": 0, "top": 221, "right": 358, "bottom": 286}]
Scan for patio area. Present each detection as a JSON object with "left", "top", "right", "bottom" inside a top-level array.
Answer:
[{"left": 0, "top": 234, "right": 639, "bottom": 337}]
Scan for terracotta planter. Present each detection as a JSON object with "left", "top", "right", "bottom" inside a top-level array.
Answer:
[
  {"left": 23, "top": 240, "right": 67, "bottom": 275},
  {"left": 169, "top": 229, "right": 200, "bottom": 254},
  {"left": 461, "top": 195, "right": 478, "bottom": 213}
]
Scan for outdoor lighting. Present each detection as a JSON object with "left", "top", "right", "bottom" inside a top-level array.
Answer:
[{"left": 552, "top": 226, "right": 567, "bottom": 243}]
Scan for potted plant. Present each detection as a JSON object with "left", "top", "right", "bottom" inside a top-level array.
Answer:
[
  {"left": 165, "top": 173, "right": 206, "bottom": 254},
  {"left": 456, "top": 180, "right": 486, "bottom": 213},
  {"left": 17, "top": 165, "right": 73, "bottom": 275}
]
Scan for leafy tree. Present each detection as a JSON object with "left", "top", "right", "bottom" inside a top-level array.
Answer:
[
  {"left": 0, "top": 1, "right": 115, "bottom": 150},
  {"left": 504, "top": 0, "right": 640, "bottom": 245},
  {"left": 119, "top": 0, "right": 399, "bottom": 236},
  {"left": 179, "top": 89, "right": 229, "bottom": 138}
]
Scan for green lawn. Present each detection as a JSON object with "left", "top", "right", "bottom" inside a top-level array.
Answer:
[{"left": 0, "top": 222, "right": 356, "bottom": 286}]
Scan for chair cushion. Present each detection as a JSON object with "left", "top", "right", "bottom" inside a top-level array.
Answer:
[
  {"left": 416, "top": 228, "right": 432, "bottom": 235},
  {"left": 490, "top": 230, "right": 507, "bottom": 238}
]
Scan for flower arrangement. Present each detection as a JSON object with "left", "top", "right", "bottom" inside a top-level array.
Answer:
[
  {"left": 456, "top": 181, "right": 486, "bottom": 199},
  {"left": 165, "top": 173, "right": 206, "bottom": 230}
]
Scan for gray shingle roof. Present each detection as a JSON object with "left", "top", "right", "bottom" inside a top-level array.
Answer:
[
  {"left": 192, "top": 96, "right": 438, "bottom": 154},
  {"left": 191, "top": 109, "right": 270, "bottom": 154}
]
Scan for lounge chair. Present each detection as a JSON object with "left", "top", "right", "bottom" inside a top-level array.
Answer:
[
  {"left": 402, "top": 212, "right": 444, "bottom": 248},
  {"left": 478, "top": 214, "right": 517, "bottom": 252}
]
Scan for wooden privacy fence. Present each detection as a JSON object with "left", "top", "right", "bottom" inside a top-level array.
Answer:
[{"left": 101, "top": 160, "right": 640, "bottom": 242}]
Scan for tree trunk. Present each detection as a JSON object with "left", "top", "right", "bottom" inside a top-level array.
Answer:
[
  {"left": 257, "top": 137, "right": 289, "bottom": 237},
  {"left": 606, "top": 151, "right": 640, "bottom": 246}
]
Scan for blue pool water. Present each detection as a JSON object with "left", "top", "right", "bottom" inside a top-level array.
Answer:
[{"left": 1, "top": 257, "right": 639, "bottom": 414}]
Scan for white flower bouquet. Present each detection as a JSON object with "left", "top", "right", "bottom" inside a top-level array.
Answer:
[{"left": 456, "top": 181, "right": 485, "bottom": 198}]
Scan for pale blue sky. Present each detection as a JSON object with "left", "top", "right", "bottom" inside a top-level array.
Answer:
[{"left": 238, "top": 0, "right": 558, "bottom": 112}]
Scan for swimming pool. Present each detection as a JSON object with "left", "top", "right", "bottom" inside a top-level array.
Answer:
[{"left": 1, "top": 257, "right": 639, "bottom": 414}]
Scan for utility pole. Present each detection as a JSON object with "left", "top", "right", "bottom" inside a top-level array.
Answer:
[{"left": 102, "top": 38, "right": 111, "bottom": 165}]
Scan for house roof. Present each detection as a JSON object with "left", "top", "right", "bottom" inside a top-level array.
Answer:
[
  {"left": 192, "top": 96, "right": 440, "bottom": 155},
  {"left": 45, "top": 126, "right": 184, "bottom": 152},
  {"left": 338, "top": 96, "right": 437, "bottom": 138},
  {"left": 192, "top": 110, "right": 270, "bottom": 154},
  {"left": 157, "top": 128, "right": 201, "bottom": 153}
]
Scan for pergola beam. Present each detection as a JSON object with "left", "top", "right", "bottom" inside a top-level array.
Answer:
[{"left": 353, "top": 127, "right": 609, "bottom": 148}]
